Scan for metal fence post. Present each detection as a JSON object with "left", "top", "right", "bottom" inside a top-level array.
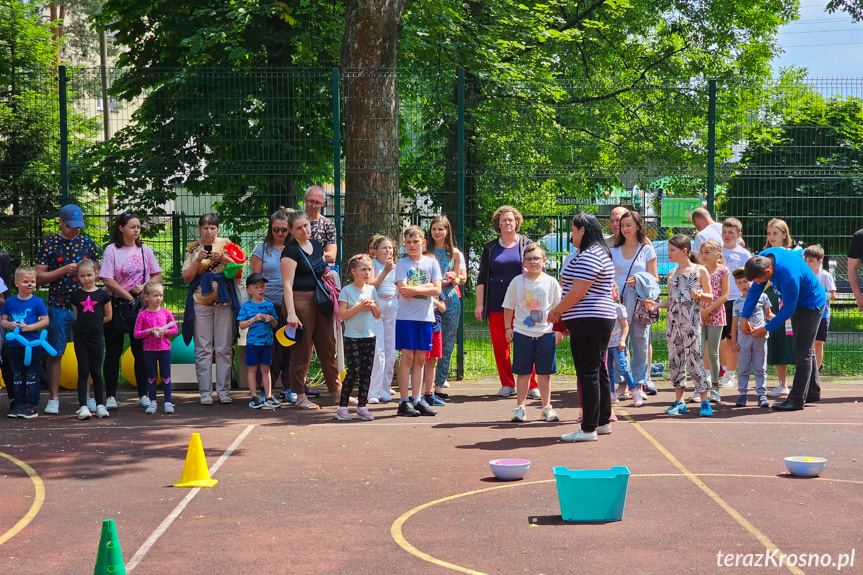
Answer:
[
  {"left": 59, "top": 65, "right": 69, "bottom": 204},
  {"left": 332, "top": 67, "right": 342, "bottom": 265},
  {"left": 707, "top": 79, "right": 716, "bottom": 216},
  {"left": 456, "top": 66, "right": 465, "bottom": 380}
]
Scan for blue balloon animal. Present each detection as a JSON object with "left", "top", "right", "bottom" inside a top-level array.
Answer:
[{"left": 5, "top": 328, "right": 58, "bottom": 366}]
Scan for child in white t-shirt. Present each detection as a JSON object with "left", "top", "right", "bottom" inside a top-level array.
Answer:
[
  {"left": 338, "top": 254, "right": 381, "bottom": 421},
  {"left": 804, "top": 245, "right": 836, "bottom": 372},
  {"left": 394, "top": 226, "right": 442, "bottom": 417},
  {"left": 502, "top": 243, "right": 563, "bottom": 423}
]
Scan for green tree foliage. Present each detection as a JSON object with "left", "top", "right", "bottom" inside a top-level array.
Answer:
[
  {"left": 85, "top": 0, "right": 344, "bottom": 229},
  {"left": 0, "top": 2, "right": 77, "bottom": 256},
  {"left": 826, "top": 0, "right": 863, "bottom": 22},
  {"left": 397, "top": 0, "right": 798, "bottom": 249},
  {"left": 725, "top": 87, "right": 863, "bottom": 256}
]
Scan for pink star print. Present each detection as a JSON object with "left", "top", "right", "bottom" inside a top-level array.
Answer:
[{"left": 81, "top": 296, "right": 96, "bottom": 313}]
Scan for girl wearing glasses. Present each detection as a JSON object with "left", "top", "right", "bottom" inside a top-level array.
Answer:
[{"left": 252, "top": 208, "right": 295, "bottom": 401}]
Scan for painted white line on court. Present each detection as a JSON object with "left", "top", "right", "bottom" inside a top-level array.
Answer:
[{"left": 125, "top": 424, "right": 255, "bottom": 573}]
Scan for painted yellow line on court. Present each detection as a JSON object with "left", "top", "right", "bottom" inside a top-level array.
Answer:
[
  {"left": 391, "top": 471, "right": 859, "bottom": 574},
  {"left": 0, "top": 451, "right": 45, "bottom": 546},
  {"left": 618, "top": 408, "right": 805, "bottom": 575}
]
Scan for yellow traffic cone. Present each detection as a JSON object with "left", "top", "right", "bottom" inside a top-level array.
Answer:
[
  {"left": 94, "top": 519, "right": 126, "bottom": 575},
  {"left": 173, "top": 433, "right": 218, "bottom": 488}
]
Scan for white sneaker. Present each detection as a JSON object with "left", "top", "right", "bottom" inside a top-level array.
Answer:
[
  {"left": 718, "top": 371, "right": 736, "bottom": 388},
  {"left": 76, "top": 406, "right": 92, "bottom": 420},
  {"left": 497, "top": 386, "right": 516, "bottom": 397},
  {"left": 164, "top": 402, "right": 175, "bottom": 414},
  {"left": 689, "top": 392, "right": 702, "bottom": 403},
  {"left": 527, "top": 388, "right": 541, "bottom": 400},
  {"left": 613, "top": 386, "right": 626, "bottom": 401},
  {"left": 442, "top": 380, "right": 451, "bottom": 388},
  {"left": 710, "top": 389, "right": 721, "bottom": 403},
  {"left": 145, "top": 402, "right": 157, "bottom": 414},
  {"left": 45, "top": 398, "right": 60, "bottom": 414},
  {"left": 511, "top": 405, "right": 526, "bottom": 422},
  {"left": 138, "top": 396, "right": 151, "bottom": 408},
  {"left": 367, "top": 397, "right": 380, "bottom": 404},
  {"left": 561, "top": 429, "right": 598, "bottom": 442},
  {"left": 767, "top": 385, "right": 789, "bottom": 398},
  {"left": 610, "top": 393, "right": 619, "bottom": 404},
  {"left": 106, "top": 397, "right": 118, "bottom": 410},
  {"left": 541, "top": 406, "right": 559, "bottom": 422},
  {"left": 596, "top": 424, "right": 612, "bottom": 435},
  {"left": 86, "top": 397, "right": 97, "bottom": 412},
  {"left": 95, "top": 405, "right": 109, "bottom": 418},
  {"left": 633, "top": 389, "right": 645, "bottom": 407}
]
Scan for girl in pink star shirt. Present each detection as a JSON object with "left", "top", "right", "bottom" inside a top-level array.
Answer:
[
  {"left": 134, "top": 282, "right": 179, "bottom": 414},
  {"left": 71, "top": 260, "right": 112, "bottom": 419}
]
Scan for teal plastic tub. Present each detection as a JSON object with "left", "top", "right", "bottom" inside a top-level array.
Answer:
[{"left": 553, "top": 466, "right": 631, "bottom": 522}]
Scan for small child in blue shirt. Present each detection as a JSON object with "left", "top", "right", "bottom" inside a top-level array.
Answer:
[
  {"left": 238, "top": 273, "right": 281, "bottom": 409},
  {"left": 0, "top": 266, "right": 49, "bottom": 418}
]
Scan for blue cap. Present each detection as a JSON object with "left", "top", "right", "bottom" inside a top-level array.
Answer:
[{"left": 58, "top": 204, "right": 85, "bottom": 228}]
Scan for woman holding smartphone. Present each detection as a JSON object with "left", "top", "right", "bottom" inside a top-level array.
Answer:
[{"left": 181, "top": 213, "right": 241, "bottom": 405}]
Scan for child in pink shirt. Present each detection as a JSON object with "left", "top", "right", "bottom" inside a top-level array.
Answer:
[{"left": 134, "top": 282, "right": 179, "bottom": 413}]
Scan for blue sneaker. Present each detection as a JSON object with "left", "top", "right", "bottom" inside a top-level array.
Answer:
[
  {"left": 286, "top": 392, "right": 298, "bottom": 405},
  {"left": 426, "top": 394, "right": 446, "bottom": 406},
  {"left": 665, "top": 400, "right": 688, "bottom": 415},
  {"left": 700, "top": 400, "right": 713, "bottom": 417}
]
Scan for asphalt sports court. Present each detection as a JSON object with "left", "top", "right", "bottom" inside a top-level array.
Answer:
[{"left": 2, "top": 376, "right": 862, "bottom": 574}]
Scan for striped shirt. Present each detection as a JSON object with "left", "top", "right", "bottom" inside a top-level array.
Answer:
[{"left": 560, "top": 243, "right": 617, "bottom": 320}]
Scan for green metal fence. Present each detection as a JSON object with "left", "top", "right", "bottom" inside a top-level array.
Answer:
[{"left": 2, "top": 67, "right": 862, "bottom": 378}]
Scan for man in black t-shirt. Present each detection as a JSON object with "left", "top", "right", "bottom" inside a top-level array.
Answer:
[{"left": 847, "top": 228, "right": 863, "bottom": 313}]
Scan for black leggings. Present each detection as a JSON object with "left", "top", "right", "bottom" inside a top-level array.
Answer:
[
  {"left": 104, "top": 313, "right": 147, "bottom": 398},
  {"left": 341, "top": 336, "right": 375, "bottom": 407},
  {"left": 75, "top": 330, "right": 105, "bottom": 407},
  {"left": 143, "top": 350, "right": 172, "bottom": 403}
]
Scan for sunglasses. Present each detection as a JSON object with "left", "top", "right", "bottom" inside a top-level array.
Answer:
[{"left": 272, "top": 227, "right": 289, "bottom": 233}]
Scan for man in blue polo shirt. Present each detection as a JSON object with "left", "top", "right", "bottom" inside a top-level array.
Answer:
[{"left": 739, "top": 248, "right": 826, "bottom": 411}]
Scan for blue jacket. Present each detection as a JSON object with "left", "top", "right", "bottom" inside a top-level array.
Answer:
[
  {"left": 182, "top": 273, "right": 241, "bottom": 345},
  {"left": 740, "top": 247, "right": 826, "bottom": 332}
]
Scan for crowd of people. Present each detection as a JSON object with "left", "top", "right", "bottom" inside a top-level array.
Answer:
[{"left": 0, "top": 196, "right": 848, "bottom": 439}]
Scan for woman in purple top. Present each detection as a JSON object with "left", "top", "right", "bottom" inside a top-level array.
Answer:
[
  {"left": 474, "top": 206, "right": 536, "bottom": 396},
  {"left": 100, "top": 213, "right": 163, "bottom": 409}
]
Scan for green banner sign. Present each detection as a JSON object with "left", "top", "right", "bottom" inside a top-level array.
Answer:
[{"left": 660, "top": 198, "right": 702, "bottom": 228}]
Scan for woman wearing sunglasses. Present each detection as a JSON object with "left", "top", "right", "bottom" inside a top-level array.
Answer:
[{"left": 252, "top": 208, "right": 295, "bottom": 400}]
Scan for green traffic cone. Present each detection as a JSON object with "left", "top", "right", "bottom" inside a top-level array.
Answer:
[{"left": 94, "top": 519, "right": 126, "bottom": 575}]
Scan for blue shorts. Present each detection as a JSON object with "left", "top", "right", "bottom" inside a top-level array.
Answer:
[
  {"left": 395, "top": 320, "right": 433, "bottom": 351},
  {"left": 512, "top": 331, "right": 557, "bottom": 376},
  {"left": 245, "top": 344, "right": 273, "bottom": 366},
  {"left": 47, "top": 307, "right": 74, "bottom": 356}
]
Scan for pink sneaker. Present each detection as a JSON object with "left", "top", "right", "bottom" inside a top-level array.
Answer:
[{"left": 609, "top": 412, "right": 618, "bottom": 422}]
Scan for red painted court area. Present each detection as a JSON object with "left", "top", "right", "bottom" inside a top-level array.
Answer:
[{"left": 2, "top": 376, "right": 863, "bottom": 574}]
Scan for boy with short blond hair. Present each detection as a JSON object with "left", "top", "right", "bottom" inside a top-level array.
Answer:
[
  {"left": 803, "top": 245, "right": 836, "bottom": 371},
  {"left": 719, "top": 217, "right": 752, "bottom": 386},
  {"left": 395, "top": 226, "right": 442, "bottom": 416},
  {"left": 1, "top": 266, "right": 49, "bottom": 418}
]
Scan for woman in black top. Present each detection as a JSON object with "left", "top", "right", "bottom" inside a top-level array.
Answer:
[{"left": 281, "top": 211, "right": 341, "bottom": 410}]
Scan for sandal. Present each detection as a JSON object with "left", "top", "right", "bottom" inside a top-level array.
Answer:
[{"left": 295, "top": 397, "right": 320, "bottom": 410}]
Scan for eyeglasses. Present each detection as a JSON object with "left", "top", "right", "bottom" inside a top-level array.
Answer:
[
  {"left": 272, "top": 227, "right": 289, "bottom": 233},
  {"left": 305, "top": 200, "right": 326, "bottom": 207},
  {"left": 524, "top": 257, "right": 543, "bottom": 263}
]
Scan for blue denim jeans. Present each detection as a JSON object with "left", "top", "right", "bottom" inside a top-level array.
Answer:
[
  {"left": 607, "top": 346, "right": 636, "bottom": 392},
  {"left": 8, "top": 346, "right": 42, "bottom": 408}
]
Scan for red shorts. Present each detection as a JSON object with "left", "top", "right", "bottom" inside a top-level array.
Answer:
[{"left": 426, "top": 330, "right": 443, "bottom": 359}]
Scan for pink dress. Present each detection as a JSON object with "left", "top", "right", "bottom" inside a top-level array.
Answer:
[
  {"left": 134, "top": 308, "right": 178, "bottom": 351},
  {"left": 701, "top": 265, "right": 728, "bottom": 326}
]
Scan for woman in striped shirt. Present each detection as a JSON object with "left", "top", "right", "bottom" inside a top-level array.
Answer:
[{"left": 550, "top": 212, "right": 618, "bottom": 442}]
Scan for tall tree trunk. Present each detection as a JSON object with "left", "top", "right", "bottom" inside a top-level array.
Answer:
[{"left": 340, "top": 0, "right": 406, "bottom": 265}]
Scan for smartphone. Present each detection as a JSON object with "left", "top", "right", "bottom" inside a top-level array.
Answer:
[{"left": 203, "top": 244, "right": 212, "bottom": 257}]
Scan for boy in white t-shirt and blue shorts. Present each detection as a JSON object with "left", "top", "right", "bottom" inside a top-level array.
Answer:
[
  {"left": 395, "top": 226, "right": 442, "bottom": 417},
  {"left": 502, "top": 243, "right": 563, "bottom": 423},
  {"left": 719, "top": 218, "right": 752, "bottom": 387}
]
